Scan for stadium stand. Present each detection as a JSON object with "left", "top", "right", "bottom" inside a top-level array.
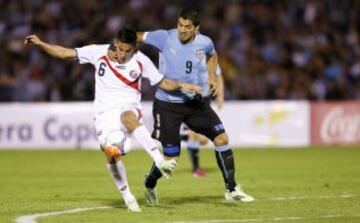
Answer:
[{"left": 0, "top": 0, "right": 359, "bottom": 102}]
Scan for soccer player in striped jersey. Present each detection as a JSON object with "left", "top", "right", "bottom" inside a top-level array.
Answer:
[{"left": 137, "top": 8, "right": 254, "bottom": 205}]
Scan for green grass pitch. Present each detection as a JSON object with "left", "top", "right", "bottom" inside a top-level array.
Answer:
[{"left": 1, "top": 147, "right": 360, "bottom": 223}]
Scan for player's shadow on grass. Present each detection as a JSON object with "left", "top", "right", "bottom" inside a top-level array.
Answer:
[
  {"left": 104, "top": 200, "right": 128, "bottom": 210},
  {"left": 175, "top": 167, "right": 218, "bottom": 175},
  {"left": 103, "top": 195, "right": 240, "bottom": 210},
  {"left": 140, "top": 195, "right": 241, "bottom": 208},
  {"left": 106, "top": 196, "right": 241, "bottom": 209},
  {"left": 104, "top": 199, "right": 176, "bottom": 210}
]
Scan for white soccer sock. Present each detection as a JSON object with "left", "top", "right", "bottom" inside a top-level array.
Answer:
[
  {"left": 131, "top": 125, "right": 163, "bottom": 165},
  {"left": 107, "top": 160, "right": 132, "bottom": 199}
]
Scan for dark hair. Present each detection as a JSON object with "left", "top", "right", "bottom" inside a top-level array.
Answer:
[
  {"left": 179, "top": 8, "right": 200, "bottom": 27},
  {"left": 117, "top": 28, "right": 137, "bottom": 46},
  {"left": 109, "top": 39, "right": 117, "bottom": 51}
]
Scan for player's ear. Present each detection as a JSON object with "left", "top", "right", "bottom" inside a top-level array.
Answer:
[
  {"left": 195, "top": 25, "right": 200, "bottom": 33},
  {"left": 109, "top": 39, "right": 117, "bottom": 52},
  {"left": 134, "top": 44, "right": 139, "bottom": 53}
]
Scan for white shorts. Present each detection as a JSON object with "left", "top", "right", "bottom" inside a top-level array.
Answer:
[{"left": 94, "top": 105, "right": 142, "bottom": 153}]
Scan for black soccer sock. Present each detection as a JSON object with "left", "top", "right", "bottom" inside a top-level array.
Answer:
[
  {"left": 145, "top": 162, "right": 163, "bottom": 189},
  {"left": 187, "top": 147, "right": 199, "bottom": 172},
  {"left": 215, "top": 149, "right": 237, "bottom": 191},
  {"left": 180, "top": 134, "right": 189, "bottom": 141}
]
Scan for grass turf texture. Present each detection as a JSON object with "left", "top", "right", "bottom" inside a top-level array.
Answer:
[{"left": 0, "top": 147, "right": 359, "bottom": 223}]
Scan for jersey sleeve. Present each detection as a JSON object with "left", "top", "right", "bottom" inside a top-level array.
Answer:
[
  {"left": 204, "top": 37, "right": 216, "bottom": 56},
  {"left": 138, "top": 52, "right": 164, "bottom": 86},
  {"left": 75, "top": 45, "right": 103, "bottom": 65},
  {"left": 143, "top": 30, "right": 168, "bottom": 51}
]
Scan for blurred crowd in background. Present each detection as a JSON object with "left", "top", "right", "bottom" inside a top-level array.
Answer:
[{"left": 0, "top": 0, "right": 360, "bottom": 102}]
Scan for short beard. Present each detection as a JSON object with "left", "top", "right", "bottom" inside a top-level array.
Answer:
[
  {"left": 179, "top": 35, "right": 195, "bottom": 44},
  {"left": 180, "top": 38, "right": 190, "bottom": 44}
]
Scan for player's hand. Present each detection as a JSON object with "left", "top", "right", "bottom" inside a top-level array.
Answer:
[
  {"left": 24, "top": 34, "right": 42, "bottom": 46},
  {"left": 208, "top": 76, "right": 219, "bottom": 96},
  {"left": 156, "top": 159, "right": 177, "bottom": 179},
  {"left": 180, "top": 83, "right": 203, "bottom": 94}
]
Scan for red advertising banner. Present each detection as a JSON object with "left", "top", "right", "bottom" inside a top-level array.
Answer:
[{"left": 311, "top": 102, "right": 360, "bottom": 145}]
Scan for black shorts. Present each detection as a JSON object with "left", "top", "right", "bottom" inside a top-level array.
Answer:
[{"left": 152, "top": 97, "right": 225, "bottom": 157}]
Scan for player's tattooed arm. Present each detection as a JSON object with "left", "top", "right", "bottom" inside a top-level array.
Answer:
[
  {"left": 207, "top": 53, "right": 219, "bottom": 96},
  {"left": 24, "top": 34, "right": 76, "bottom": 59},
  {"left": 215, "top": 75, "right": 224, "bottom": 109}
]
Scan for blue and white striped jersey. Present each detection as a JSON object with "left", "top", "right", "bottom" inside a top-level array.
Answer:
[{"left": 143, "top": 29, "right": 216, "bottom": 102}]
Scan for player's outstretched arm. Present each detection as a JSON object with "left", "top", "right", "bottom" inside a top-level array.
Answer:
[
  {"left": 24, "top": 34, "right": 76, "bottom": 59},
  {"left": 207, "top": 53, "right": 219, "bottom": 96},
  {"left": 159, "top": 79, "right": 202, "bottom": 94},
  {"left": 215, "top": 75, "right": 224, "bottom": 109}
]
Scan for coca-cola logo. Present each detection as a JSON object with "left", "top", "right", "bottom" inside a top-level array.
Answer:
[{"left": 320, "top": 107, "right": 360, "bottom": 143}]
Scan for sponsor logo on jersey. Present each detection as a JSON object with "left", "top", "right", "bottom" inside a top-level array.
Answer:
[{"left": 116, "top": 65, "right": 126, "bottom": 69}]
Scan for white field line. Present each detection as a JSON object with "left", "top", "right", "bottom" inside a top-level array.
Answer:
[
  {"left": 14, "top": 194, "right": 358, "bottom": 223},
  {"left": 266, "top": 193, "right": 355, "bottom": 200},
  {"left": 15, "top": 206, "right": 112, "bottom": 223},
  {"left": 168, "top": 214, "right": 360, "bottom": 223}
]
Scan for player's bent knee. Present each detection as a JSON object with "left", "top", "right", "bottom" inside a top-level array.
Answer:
[
  {"left": 120, "top": 111, "right": 140, "bottom": 133},
  {"left": 197, "top": 134, "right": 209, "bottom": 145},
  {"left": 163, "top": 144, "right": 181, "bottom": 157},
  {"left": 189, "top": 132, "right": 208, "bottom": 145},
  {"left": 213, "top": 133, "right": 228, "bottom": 146},
  {"left": 188, "top": 131, "right": 197, "bottom": 141}
]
